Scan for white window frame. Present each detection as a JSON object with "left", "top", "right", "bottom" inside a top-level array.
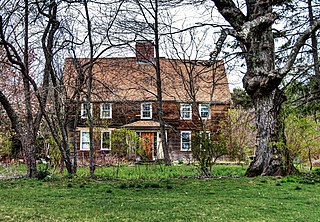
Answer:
[
  {"left": 181, "top": 131, "right": 191, "bottom": 151},
  {"left": 80, "top": 130, "right": 90, "bottom": 151},
  {"left": 81, "top": 103, "right": 92, "bottom": 119},
  {"left": 199, "top": 104, "right": 210, "bottom": 119},
  {"left": 100, "top": 103, "right": 112, "bottom": 119},
  {"left": 180, "top": 103, "right": 192, "bottom": 120},
  {"left": 141, "top": 102, "right": 152, "bottom": 119},
  {"left": 101, "top": 131, "right": 111, "bottom": 150}
]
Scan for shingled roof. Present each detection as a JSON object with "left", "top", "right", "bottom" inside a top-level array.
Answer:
[{"left": 63, "top": 57, "right": 231, "bottom": 104}]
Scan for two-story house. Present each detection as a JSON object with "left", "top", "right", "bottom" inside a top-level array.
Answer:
[{"left": 64, "top": 41, "right": 231, "bottom": 162}]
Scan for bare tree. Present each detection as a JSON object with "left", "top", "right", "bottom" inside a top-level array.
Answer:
[
  {"left": 63, "top": 0, "right": 127, "bottom": 177},
  {"left": 0, "top": 0, "right": 44, "bottom": 177}
]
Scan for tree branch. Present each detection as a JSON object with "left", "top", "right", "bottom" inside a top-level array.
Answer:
[
  {"left": 279, "top": 20, "right": 320, "bottom": 77},
  {"left": 209, "top": 28, "right": 233, "bottom": 64},
  {"left": 0, "top": 90, "right": 23, "bottom": 136},
  {"left": 211, "top": 0, "right": 247, "bottom": 31},
  {"left": 238, "top": 12, "right": 278, "bottom": 40}
]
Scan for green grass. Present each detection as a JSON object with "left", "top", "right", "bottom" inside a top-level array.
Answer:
[
  {"left": 0, "top": 165, "right": 320, "bottom": 221},
  {"left": 79, "top": 164, "right": 247, "bottom": 179},
  {"left": 0, "top": 163, "right": 26, "bottom": 179},
  {"left": 0, "top": 163, "right": 247, "bottom": 179}
]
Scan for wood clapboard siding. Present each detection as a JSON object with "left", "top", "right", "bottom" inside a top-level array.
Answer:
[{"left": 71, "top": 101, "right": 230, "bottom": 158}]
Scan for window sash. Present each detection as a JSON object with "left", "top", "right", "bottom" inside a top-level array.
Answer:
[
  {"left": 180, "top": 104, "right": 192, "bottom": 120},
  {"left": 141, "top": 103, "right": 152, "bottom": 119},
  {"left": 101, "top": 131, "right": 111, "bottom": 150},
  {"left": 101, "top": 103, "right": 112, "bottom": 118},
  {"left": 199, "top": 104, "right": 210, "bottom": 119},
  {"left": 80, "top": 131, "right": 90, "bottom": 150},
  {"left": 181, "top": 131, "right": 191, "bottom": 151},
  {"left": 81, "top": 103, "right": 92, "bottom": 118}
]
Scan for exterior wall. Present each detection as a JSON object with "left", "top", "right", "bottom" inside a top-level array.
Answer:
[{"left": 71, "top": 100, "right": 230, "bottom": 162}]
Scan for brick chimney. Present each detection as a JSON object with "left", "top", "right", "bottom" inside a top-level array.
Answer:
[{"left": 135, "top": 40, "right": 154, "bottom": 63}]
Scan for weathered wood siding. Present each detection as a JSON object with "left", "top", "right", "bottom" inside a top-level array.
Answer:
[{"left": 70, "top": 100, "right": 230, "bottom": 160}]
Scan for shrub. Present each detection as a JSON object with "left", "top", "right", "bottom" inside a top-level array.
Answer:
[
  {"left": 36, "top": 164, "right": 50, "bottom": 180},
  {"left": 191, "top": 132, "right": 228, "bottom": 177}
]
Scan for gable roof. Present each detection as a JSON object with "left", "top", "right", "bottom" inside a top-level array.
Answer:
[{"left": 63, "top": 57, "right": 231, "bottom": 103}]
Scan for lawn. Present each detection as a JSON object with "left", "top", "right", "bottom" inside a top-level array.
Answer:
[{"left": 0, "top": 165, "right": 320, "bottom": 221}]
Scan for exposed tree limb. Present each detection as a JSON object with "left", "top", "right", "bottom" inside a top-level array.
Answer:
[
  {"left": 211, "top": 0, "right": 247, "bottom": 31},
  {"left": 238, "top": 12, "right": 277, "bottom": 41},
  {"left": 0, "top": 90, "right": 23, "bottom": 136},
  {"left": 279, "top": 20, "right": 320, "bottom": 77},
  {"left": 209, "top": 28, "right": 231, "bottom": 64}
]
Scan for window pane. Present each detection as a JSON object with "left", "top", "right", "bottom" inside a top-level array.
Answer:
[
  {"left": 101, "top": 103, "right": 111, "bottom": 118},
  {"left": 103, "top": 103, "right": 110, "bottom": 110},
  {"left": 200, "top": 104, "right": 209, "bottom": 118},
  {"left": 82, "top": 142, "right": 90, "bottom": 150},
  {"left": 141, "top": 103, "right": 152, "bottom": 118},
  {"left": 102, "top": 132, "right": 111, "bottom": 150},
  {"left": 81, "top": 103, "right": 92, "bottom": 118},
  {"left": 82, "top": 131, "right": 89, "bottom": 142},
  {"left": 181, "top": 132, "right": 191, "bottom": 150},
  {"left": 81, "top": 131, "right": 90, "bottom": 150},
  {"left": 181, "top": 104, "right": 191, "bottom": 119},
  {"left": 143, "top": 104, "right": 150, "bottom": 111},
  {"left": 82, "top": 104, "right": 87, "bottom": 116}
]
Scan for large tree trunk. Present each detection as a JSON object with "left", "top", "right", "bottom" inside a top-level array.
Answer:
[
  {"left": 246, "top": 89, "right": 287, "bottom": 176},
  {"left": 243, "top": 4, "right": 295, "bottom": 176}
]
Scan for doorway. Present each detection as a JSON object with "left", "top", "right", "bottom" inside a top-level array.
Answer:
[{"left": 139, "top": 131, "right": 164, "bottom": 161}]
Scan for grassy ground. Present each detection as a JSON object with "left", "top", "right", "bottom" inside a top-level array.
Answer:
[{"left": 0, "top": 164, "right": 320, "bottom": 221}]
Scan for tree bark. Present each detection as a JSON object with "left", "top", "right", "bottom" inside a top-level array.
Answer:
[
  {"left": 23, "top": 0, "right": 37, "bottom": 178},
  {"left": 242, "top": 4, "right": 292, "bottom": 176},
  {"left": 246, "top": 89, "right": 285, "bottom": 176}
]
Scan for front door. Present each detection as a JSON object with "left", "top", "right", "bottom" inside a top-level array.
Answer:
[{"left": 140, "top": 132, "right": 154, "bottom": 160}]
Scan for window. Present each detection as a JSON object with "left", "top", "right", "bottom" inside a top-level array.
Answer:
[
  {"left": 80, "top": 130, "right": 90, "bottom": 150},
  {"left": 101, "top": 131, "right": 111, "bottom": 150},
  {"left": 180, "top": 103, "right": 192, "bottom": 120},
  {"left": 199, "top": 104, "right": 210, "bottom": 119},
  {"left": 181, "top": 131, "right": 191, "bottom": 151},
  {"left": 81, "top": 103, "right": 92, "bottom": 118},
  {"left": 141, "top": 102, "right": 152, "bottom": 119},
  {"left": 100, "top": 103, "right": 112, "bottom": 119}
]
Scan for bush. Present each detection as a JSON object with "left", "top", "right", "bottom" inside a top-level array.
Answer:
[
  {"left": 191, "top": 132, "right": 228, "bottom": 177},
  {"left": 36, "top": 164, "right": 50, "bottom": 180}
]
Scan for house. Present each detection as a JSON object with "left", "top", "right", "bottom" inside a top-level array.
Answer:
[{"left": 63, "top": 41, "right": 231, "bottom": 162}]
